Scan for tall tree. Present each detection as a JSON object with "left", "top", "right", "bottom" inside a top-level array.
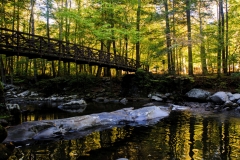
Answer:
[
  {"left": 164, "top": 0, "right": 174, "bottom": 74},
  {"left": 186, "top": 0, "right": 193, "bottom": 75},
  {"left": 198, "top": 0, "right": 209, "bottom": 75},
  {"left": 225, "top": 0, "right": 229, "bottom": 74},
  {"left": 136, "top": 0, "right": 141, "bottom": 69}
]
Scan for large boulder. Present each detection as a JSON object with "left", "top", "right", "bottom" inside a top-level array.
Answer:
[
  {"left": 210, "top": 91, "right": 228, "bottom": 104},
  {"left": 185, "top": 88, "right": 211, "bottom": 101},
  {"left": 4, "top": 106, "right": 170, "bottom": 144},
  {"left": 229, "top": 93, "right": 240, "bottom": 102}
]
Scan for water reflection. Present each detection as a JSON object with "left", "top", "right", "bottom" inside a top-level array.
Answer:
[{"left": 8, "top": 105, "right": 240, "bottom": 160}]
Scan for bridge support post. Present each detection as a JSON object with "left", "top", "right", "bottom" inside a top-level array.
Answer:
[
  {"left": 96, "top": 66, "right": 102, "bottom": 77},
  {"left": 104, "top": 67, "right": 111, "bottom": 77},
  {"left": 116, "top": 69, "right": 122, "bottom": 77}
]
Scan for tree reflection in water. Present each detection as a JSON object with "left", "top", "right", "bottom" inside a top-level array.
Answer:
[{"left": 8, "top": 109, "right": 240, "bottom": 160}]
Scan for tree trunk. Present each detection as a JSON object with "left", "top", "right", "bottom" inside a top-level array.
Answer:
[
  {"left": 186, "top": 0, "right": 193, "bottom": 75},
  {"left": 59, "top": 61, "right": 62, "bottom": 76},
  {"left": 225, "top": 0, "right": 229, "bottom": 74},
  {"left": 25, "top": 57, "right": 29, "bottom": 76},
  {"left": 217, "top": 0, "right": 222, "bottom": 76},
  {"left": 15, "top": 56, "right": 20, "bottom": 76},
  {"left": 52, "top": 61, "right": 56, "bottom": 77},
  {"left": 0, "top": 55, "right": 6, "bottom": 83},
  {"left": 68, "top": 62, "right": 70, "bottom": 75},
  {"left": 33, "top": 59, "right": 38, "bottom": 82},
  {"left": 164, "top": 0, "right": 174, "bottom": 74},
  {"left": 96, "top": 66, "right": 102, "bottom": 77},
  {"left": 220, "top": 0, "right": 226, "bottom": 74},
  {"left": 96, "top": 41, "right": 104, "bottom": 77},
  {"left": 136, "top": 0, "right": 141, "bottom": 69},
  {"left": 199, "top": 0, "right": 208, "bottom": 75}
]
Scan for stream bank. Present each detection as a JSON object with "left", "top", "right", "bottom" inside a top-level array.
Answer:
[{"left": 1, "top": 71, "right": 240, "bottom": 159}]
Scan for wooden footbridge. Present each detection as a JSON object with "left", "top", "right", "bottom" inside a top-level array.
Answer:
[{"left": 0, "top": 28, "right": 141, "bottom": 72}]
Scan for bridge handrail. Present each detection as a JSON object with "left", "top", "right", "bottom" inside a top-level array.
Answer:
[{"left": 0, "top": 27, "right": 141, "bottom": 70}]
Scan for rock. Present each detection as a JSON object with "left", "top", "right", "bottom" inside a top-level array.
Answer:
[
  {"left": 210, "top": 91, "right": 228, "bottom": 104},
  {"left": 0, "top": 119, "right": 8, "bottom": 127},
  {"left": 0, "top": 125, "right": 7, "bottom": 143},
  {"left": 120, "top": 98, "right": 128, "bottom": 104},
  {"left": 205, "top": 106, "right": 211, "bottom": 111},
  {"left": 3, "top": 84, "right": 17, "bottom": 91},
  {"left": 4, "top": 106, "right": 170, "bottom": 144},
  {"left": 212, "top": 105, "right": 222, "bottom": 112},
  {"left": 94, "top": 97, "right": 106, "bottom": 102},
  {"left": 6, "top": 104, "right": 20, "bottom": 110},
  {"left": 235, "top": 106, "right": 240, "bottom": 111},
  {"left": 185, "top": 88, "right": 211, "bottom": 101},
  {"left": 58, "top": 99, "right": 87, "bottom": 112},
  {"left": 147, "top": 93, "right": 152, "bottom": 98},
  {"left": 229, "top": 93, "right": 240, "bottom": 102},
  {"left": 223, "top": 107, "right": 231, "bottom": 111},
  {"left": 29, "top": 91, "right": 39, "bottom": 97},
  {"left": 165, "top": 93, "right": 172, "bottom": 97},
  {"left": 128, "top": 106, "right": 169, "bottom": 121},
  {"left": 170, "top": 104, "right": 189, "bottom": 111},
  {"left": 151, "top": 96, "right": 163, "bottom": 102},
  {"left": 143, "top": 103, "right": 155, "bottom": 107},
  {"left": 224, "top": 101, "right": 234, "bottom": 108},
  {"left": 17, "top": 90, "right": 30, "bottom": 97}
]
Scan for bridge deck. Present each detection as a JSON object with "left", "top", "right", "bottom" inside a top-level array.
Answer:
[{"left": 0, "top": 28, "right": 139, "bottom": 72}]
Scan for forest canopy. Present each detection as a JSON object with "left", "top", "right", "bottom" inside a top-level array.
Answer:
[{"left": 0, "top": 0, "right": 240, "bottom": 81}]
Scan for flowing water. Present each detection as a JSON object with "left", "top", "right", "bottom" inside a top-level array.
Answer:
[{"left": 7, "top": 102, "right": 240, "bottom": 160}]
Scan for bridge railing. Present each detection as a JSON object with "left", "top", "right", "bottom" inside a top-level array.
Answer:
[{"left": 0, "top": 28, "right": 140, "bottom": 71}]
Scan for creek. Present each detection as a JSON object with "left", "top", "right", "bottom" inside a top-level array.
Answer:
[{"left": 7, "top": 101, "right": 240, "bottom": 160}]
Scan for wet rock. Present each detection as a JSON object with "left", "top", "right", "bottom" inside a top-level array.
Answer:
[
  {"left": 235, "top": 106, "right": 240, "bottom": 111},
  {"left": 120, "top": 98, "right": 128, "bottom": 104},
  {"left": 4, "top": 106, "right": 170, "bottom": 144},
  {"left": 151, "top": 95, "right": 163, "bottom": 102},
  {"left": 205, "top": 106, "right": 211, "bottom": 111},
  {"left": 185, "top": 88, "right": 211, "bottom": 101},
  {"left": 170, "top": 104, "right": 189, "bottom": 111},
  {"left": 224, "top": 101, "right": 235, "bottom": 107},
  {"left": 223, "top": 107, "right": 231, "bottom": 111},
  {"left": 6, "top": 103, "right": 20, "bottom": 110},
  {"left": 236, "top": 99, "right": 240, "bottom": 105},
  {"left": 210, "top": 91, "right": 228, "bottom": 104},
  {"left": 58, "top": 99, "right": 87, "bottom": 112},
  {"left": 213, "top": 105, "right": 222, "bottom": 112},
  {"left": 229, "top": 93, "right": 240, "bottom": 102},
  {"left": 94, "top": 97, "right": 107, "bottom": 102},
  {"left": 17, "top": 90, "right": 30, "bottom": 97}
]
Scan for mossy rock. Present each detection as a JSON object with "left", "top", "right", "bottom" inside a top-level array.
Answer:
[{"left": 0, "top": 125, "right": 7, "bottom": 143}]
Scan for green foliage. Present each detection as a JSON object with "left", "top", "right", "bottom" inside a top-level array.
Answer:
[
  {"left": 231, "top": 72, "right": 240, "bottom": 78},
  {"left": 35, "top": 74, "right": 100, "bottom": 96},
  {"left": 133, "top": 68, "right": 152, "bottom": 92},
  {"left": 68, "top": 74, "right": 100, "bottom": 92},
  {"left": 0, "top": 82, "right": 3, "bottom": 92},
  {"left": 132, "top": 69, "right": 195, "bottom": 95},
  {"left": 13, "top": 78, "right": 25, "bottom": 85},
  {"left": 231, "top": 73, "right": 240, "bottom": 93}
]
